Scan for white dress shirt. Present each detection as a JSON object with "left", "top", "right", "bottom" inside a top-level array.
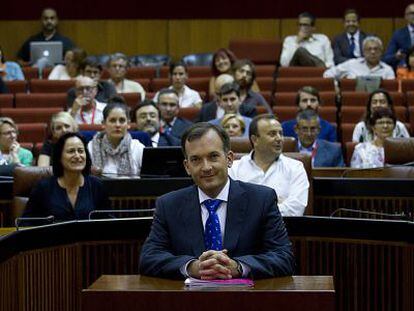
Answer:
[
  {"left": 323, "top": 58, "right": 395, "bottom": 80},
  {"left": 229, "top": 152, "right": 309, "bottom": 216},
  {"left": 153, "top": 85, "right": 202, "bottom": 108},
  {"left": 70, "top": 101, "right": 106, "bottom": 125},
  {"left": 108, "top": 78, "right": 146, "bottom": 99},
  {"left": 280, "top": 33, "right": 334, "bottom": 68}
]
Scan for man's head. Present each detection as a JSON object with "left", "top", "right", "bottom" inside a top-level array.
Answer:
[
  {"left": 75, "top": 76, "right": 98, "bottom": 104},
  {"left": 157, "top": 88, "right": 179, "bottom": 123},
  {"left": 218, "top": 82, "right": 241, "bottom": 114},
  {"left": 343, "top": 9, "right": 360, "bottom": 34},
  {"left": 233, "top": 59, "right": 255, "bottom": 90},
  {"left": 405, "top": 4, "right": 414, "bottom": 25},
  {"left": 298, "top": 12, "right": 316, "bottom": 39},
  {"left": 169, "top": 61, "right": 188, "bottom": 90},
  {"left": 181, "top": 123, "right": 233, "bottom": 198},
  {"left": 295, "top": 86, "right": 321, "bottom": 112},
  {"left": 362, "top": 36, "right": 383, "bottom": 66},
  {"left": 249, "top": 114, "right": 283, "bottom": 159},
  {"left": 108, "top": 53, "right": 129, "bottom": 81},
  {"left": 294, "top": 109, "right": 321, "bottom": 148},
  {"left": 41, "top": 8, "right": 58, "bottom": 33},
  {"left": 214, "top": 74, "right": 234, "bottom": 95},
  {"left": 80, "top": 57, "right": 103, "bottom": 83},
  {"left": 132, "top": 100, "right": 161, "bottom": 136}
]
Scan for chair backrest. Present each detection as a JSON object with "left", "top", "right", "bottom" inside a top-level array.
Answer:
[
  {"left": 181, "top": 53, "right": 213, "bottom": 67},
  {"left": 5, "top": 80, "right": 27, "bottom": 93},
  {"left": 178, "top": 107, "right": 200, "bottom": 121},
  {"left": 15, "top": 93, "right": 67, "bottom": 108},
  {"left": 12, "top": 166, "right": 53, "bottom": 223},
  {"left": 274, "top": 78, "right": 335, "bottom": 92},
  {"left": 229, "top": 39, "right": 282, "bottom": 65},
  {"left": 30, "top": 79, "right": 76, "bottom": 93},
  {"left": 277, "top": 67, "right": 325, "bottom": 78},
  {"left": 126, "top": 67, "right": 157, "bottom": 79},
  {"left": 17, "top": 123, "right": 48, "bottom": 143},
  {"left": 340, "top": 79, "right": 398, "bottom": 92},
  {"left": 129, "top": 54, "right": 171, "bottom": 67},
  {"left": 384, "top": 137, "right": 414, "bottom": 165},
  {"left": 229, "top": 137, "right": 297, "bottom": 154},
  {"left": 0, "top": 107, "right": 62, "bottom": 123},
  {"left": 274, "top": 91, "right": 336, "bottom": 107},
  {"left": 0, "top": 94, "right": 14, "bottom": 108},
  {"left": 341, "top": 91, "right": 405, "bottom": 107},
  {"left": 345, "top": 141, "right": 358, "bottom": 166}
]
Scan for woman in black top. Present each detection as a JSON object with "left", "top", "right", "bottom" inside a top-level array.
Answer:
[{"left": 24, "top": 132, "right": 110, "bottom": 222}]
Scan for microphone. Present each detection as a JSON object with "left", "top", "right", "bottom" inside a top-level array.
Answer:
[
  {"left": 329, "top": 208, "right": 408, "bottom": 220},
  {"left": 15, "top": 215, "right": 55, "bottom": 230},
  {"left": 88, "top": 209, "right": 155, "bottom": 220}
]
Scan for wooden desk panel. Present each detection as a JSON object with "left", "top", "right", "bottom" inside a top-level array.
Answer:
[{"left": 82, "top": 275, "right": 335, "bottom": 311}]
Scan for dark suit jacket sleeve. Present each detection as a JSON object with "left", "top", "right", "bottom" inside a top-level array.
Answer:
[
  {"left": 332, "top": 35, "right": 349, "bottom": 65},
  {"left": 139, "top": 197, "right": 195, "bottom": 279},
  {"left": 233, "top": 189, "right": 295, "bottom": 279}
]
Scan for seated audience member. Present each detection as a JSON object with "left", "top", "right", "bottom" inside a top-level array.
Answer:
[
  {"left": 230, "top": 114, "right": 309, "bottom": 216},
  {"left": 294, "top": 109, "right": 344, "bottom": 167},
  {"left": 221, "top": 113, "right": 245, "bottom": 137},
  {"left": 0, "top": 46, "right": 24, "bottom": 81},
  {"left": 233, "top": 59, "right": 271, "bottom": 112},
  {"left": 157, "top": 88, "right": 192, "bottom": 139},
  {"left": 324, "top": 36, "right": 395, "bottom": 80},
  {"left": 282, "top": 86, "right": 337, "bottom": 142},
  {"left": 132, "top": 100, "right": 180, "bottom": 147},
  {"left": 280, "top": 12, "right": 334, "bottom": 68},
  {"left": 209, "top": 82, "right": 252, "bottom": 137},
  {"left": 197, "top": 74, "right": 256, "bottom": 122},
  {"left": 48, "top": 48, "right": 86, "bottom": 80},
  {"left": 17, "top": 8, "right": 75, "bottom": 65},
  {"left": 67, "top": 57, "right": 117, "bottom": 108},
  {"left": 88, "top": 102, "right": 144, "bottom": 176},
  {"left": 397, "top": 47, "right": 414, "bottom": 80},
  {"left": 0, "top": 117, "right": 33, "bottom": 166},
  {"left": 332, "top": 9, "right": 368, "bottom": 65},
  {"left": 69, "top": 76, "right": 107, "bottom": 125},
  {"left": 139, "top": 122, "right": 295, "bottom": 279},
  {"left": 352, "top": 89, "right": 409, "bottom": 142},
  {"left": 153, "top": 62, "right": 202, "bottom": 108},
  {"left": 209, "top": 49, "right": 261, "bottom": 99},
  {"left": 107, "top": 53, "right": 146, "bottom": 99},
  {"left": 351, "top": 107, "right": 397, "bottom": 168},
  {"left": 38, "top": 112, "right": 78, "bottom": 167},
  {"left": 383, "top": 4, "right": 414, "bottom": 68},
  {"left": 23, "top": 132, "right": 109, "bottom": 222}
]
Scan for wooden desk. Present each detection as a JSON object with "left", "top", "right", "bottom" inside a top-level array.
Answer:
[{"left": 82, "top": 275, "right": 335, "bottom": 311}]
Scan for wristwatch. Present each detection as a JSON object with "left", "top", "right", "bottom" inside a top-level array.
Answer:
[{"left": 236, "top": 261, "right": 243, "bottom": 276}]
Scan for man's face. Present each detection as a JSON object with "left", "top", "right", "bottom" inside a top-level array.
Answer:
[
  {"left": 41, "top": 9, "right": 58, "bottom": 32},
  {"left": 135, "top": 105, "right": 160, "bottom": 136},
  {"left": 219, "top": 91, "right": 241, "bottom": 114},
  {"left": 234, "top": 65, "right": 253, "bottom": 88},
  {"left": 109, "top": 59, "right": 127, "bottom": 80},
  {"left": 158, "top": 93, "right": 179, "bottom": 123},
  {"left": 171, "top": 66, "right": 188, "bottom": 89},
  {"left": 298, "top": 92, "right": 320, "bottom": 112},
  {"left": 405, "top": 4, "right": 414, "bottom": 25},
  {"left": 344, "top": 13, "right": 359, "bottom": 34},
  {"left": 295, "top": 118, "right": 320, "bottom": 148},
  {"left": 363, "top": 41, "right": 382, "bottom": 66},
  {"left": 252, "top": 119, "right": 284, "bottom": 158},
  {"left": 75, "top": 77, "right": 97, "bottom": 103},
  {"left": 183, "top": 129, "right": 233, "bottom": 198},
  {"left": 83, "top": 65, "right": 102, "bottom": 83},
  {"left": 298, "top": 17, "right": 314, "bottom": 38}
]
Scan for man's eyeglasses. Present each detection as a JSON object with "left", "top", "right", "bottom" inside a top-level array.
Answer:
[{"left": 1, "top": 130, "right": 18, "bottom": 136}]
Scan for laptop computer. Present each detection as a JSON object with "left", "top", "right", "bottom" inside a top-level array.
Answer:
[
  {"left": 30, "top": 41, "right": 63, "bottom": 65},
  {"left": 140, "top": 147, "right": 187, "bottom": 178}
]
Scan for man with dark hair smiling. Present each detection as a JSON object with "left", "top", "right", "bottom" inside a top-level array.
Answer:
[{"left": 139, "top": 122, "right": 294, "bottom": 279}]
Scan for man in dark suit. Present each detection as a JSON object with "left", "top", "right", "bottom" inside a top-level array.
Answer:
[
  {"left": 132, "top": 100, "right": 180, "bottom": 147},
  {"left": 332, "top": 9, "right": 368, "bottom": 65},
  {"left": 196, "top": 74, "right": 256, "bottom": 122},
  {"left": 139, "top": 123, "right": 295, "bottom": 280},
  {"left": 383, "top": 3, "right": 414, "bottom": 68},
  {"left": 157, "top": 88, "right": 192, "bottom": 139},
  {"left": 294, "top": 109, "right": 344, "bottom": 167}
]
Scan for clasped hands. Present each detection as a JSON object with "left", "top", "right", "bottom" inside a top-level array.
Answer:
[{"left": 188, "top": 249, "right": 240, "bottom": 280}]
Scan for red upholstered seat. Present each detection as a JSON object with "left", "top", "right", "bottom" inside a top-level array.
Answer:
[
  {"left": 22, "top": 67, "right": 39, "bottom": 80},
  {"left": 0, "top": 94, "right": 14, "bottom": 108},
  {"left": 274, "top": 78, "right": 335, "bottom": 92},
  {"left": 16, "top": 123, "right": 48, "bottom": 143},
  {"left": 277, "top": 67, "right": 325, "bottom": 78},
  {"left": 228, "top": 38, "right": 282, "bottom": 65},
  {"left": 274, "top": 91, "right": 336, "bottom": 107},
  {"left": 178, "top": 107, "right": 200, "bottom": 121},
  {"left": 126, "top": 67, "right": 157, "bottom": 79},
  {"left": 5, "top": 80, "right": 27, "bottom": 93},
  {"left": 0, "top": 107, "right": 62, "bottom": 123},
  {"left": 30, "top": 79, "right": 76, "bottom": 93},
  {"left": 341, "top": 91, "right": 405, "bottom": 107},
  {"left": 121, "top": 93, "right": 142, "bottom": 108},
  {"left": 15, "top": 93, "right": 67, "bottom": 108},
  {"left": 339, "top": 79, "right": 398, "bottom": 92}
]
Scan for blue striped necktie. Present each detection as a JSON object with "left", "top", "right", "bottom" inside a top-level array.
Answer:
[{"left": 203, "top": 199, "right": 223, "bottom": 251}]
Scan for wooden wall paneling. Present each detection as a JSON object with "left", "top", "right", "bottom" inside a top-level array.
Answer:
[
  {"left": 359, "top": 18, "right": 394, "bottom": 48},
  {"left": 394, "top": 18, "right": 406, "bottom": 30},
  {"left": 314, "top": 19, "right": 343, "bottom": 40},
  {"left": 0, "top": 21, "right": 39, "bottom": 61}
]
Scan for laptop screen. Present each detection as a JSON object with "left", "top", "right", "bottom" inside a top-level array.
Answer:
[
  {"left": 140, "top": 147, "right": 187, "bottom": 178},
  {"left": 30, "top": 41, "right": 63, "bottom": 65}
]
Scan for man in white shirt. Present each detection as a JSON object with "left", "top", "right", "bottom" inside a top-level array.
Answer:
[
  {"left": 280, "top": 12, "right": 334, "bottom": 68},
  {"left": 107, "top": 53, "right": 146, "bottom": 99},
  {"left": 69, "top": 76, "right": 106, "bottom": 124},
  {"left": 324, "top": 36, "right": 395, "bottom": 80},
  {"left": 229, "top": 114, "right": 309, "bottom": 216}
]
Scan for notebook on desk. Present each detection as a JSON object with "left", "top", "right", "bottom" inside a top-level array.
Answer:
[
  {"left": 30, "top": 41, "right": 63, "bottom": 65},
  {"left": 140, "top": 146, "right": 187, "bottom": 178}
]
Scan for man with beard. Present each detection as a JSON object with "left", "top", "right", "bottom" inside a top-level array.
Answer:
[
  {"left": 232, "top": 60, "right": 271, "bottom": 113},
  {"left": 132, "top": 100, "right": 180, "bottom": 147},
  {"left": 17, "top": 8, "right": 75, "bottom": 65},
  {"left": 229, "top": 114, "right": 309, "bottom": 216},
  {"left": 332, "top": 9, "right": 368, "bottom": 65}
]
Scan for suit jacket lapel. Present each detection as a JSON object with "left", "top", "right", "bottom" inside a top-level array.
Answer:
[
  {"left": 314, "top": 139, "right": 324, "bottom": 167},
  {"left": 179, "top": 186, "right": 205, "bottom": 256},
  {"left": 223, "top": 180, "right": 247, "bottom": 252}
]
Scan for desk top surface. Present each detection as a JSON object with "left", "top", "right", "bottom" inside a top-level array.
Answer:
[{"left": 86, "top": 275, "right": 334, "bottom": 292}]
